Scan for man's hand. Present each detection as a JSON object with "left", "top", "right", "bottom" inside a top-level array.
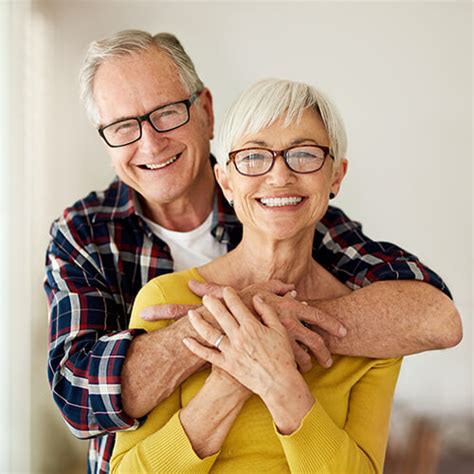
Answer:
[
  {"left": 257, "top": 292, "right": 347, "bottom": 370},
  {"left": 140, "top": 279, "right": 347, "bottom": 372},
  {"left": 140, "top": 279, "right": 295, "bottom": 323}
]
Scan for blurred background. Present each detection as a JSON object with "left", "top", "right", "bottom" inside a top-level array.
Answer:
[{"left": 1, "top": 1, "right": 472, "bottom": 472}]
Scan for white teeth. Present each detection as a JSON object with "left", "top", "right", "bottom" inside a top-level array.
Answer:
[
  {"left": 143, "top": 155, "right": 179, "bottom": 170},
  {"left": 259, "top": 196, "right": 303, "bottom": 207}
]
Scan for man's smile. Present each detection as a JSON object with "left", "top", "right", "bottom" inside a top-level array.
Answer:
[{"left": 137, "top": 152, "right": 183, "bottom": 170}]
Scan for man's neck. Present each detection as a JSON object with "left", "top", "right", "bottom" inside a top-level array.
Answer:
[{"left": 141, "top": 166, "right": 216, "bottom": 232}]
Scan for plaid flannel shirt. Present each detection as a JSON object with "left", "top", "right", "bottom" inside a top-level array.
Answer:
[{"left": 45, "top": 177, "right": 451, "bottom": 474}]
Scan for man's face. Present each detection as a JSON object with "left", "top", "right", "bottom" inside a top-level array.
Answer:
[{"left": 93, "top": 47, "right": 214, "bottom": 211}]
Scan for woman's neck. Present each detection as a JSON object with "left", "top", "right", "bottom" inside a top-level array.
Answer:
[{"left": 201, "top": 227, "right": 321, "bottom": 299}]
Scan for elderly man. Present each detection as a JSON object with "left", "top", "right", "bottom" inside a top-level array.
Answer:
[{"left": 45, "top": 30, "right": 461, "bottom": 474}]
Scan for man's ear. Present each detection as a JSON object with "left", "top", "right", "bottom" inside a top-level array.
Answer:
[
  {"left": 330, "top": 159, "right": 348, "bottom": 197},
  {"left": 214, "top": 164, "right": 233, "bottom": 202},
  {"left": 199, "top": 88, "right": 215, "bottom": 140}
]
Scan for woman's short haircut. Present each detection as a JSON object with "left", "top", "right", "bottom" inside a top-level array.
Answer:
[
  {"left": 216, "top": 79, "right": 347, "bottom": 169},
  {"left": 79, "top": 29, "right": 204, "bottom": 125}
]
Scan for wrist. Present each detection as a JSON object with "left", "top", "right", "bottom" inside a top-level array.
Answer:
[
  {"left": 262, "top": 372, "right": 314, "bottom": 435},
  {"left": 208, "top": 369, "right": 251, "bottom": 402}
]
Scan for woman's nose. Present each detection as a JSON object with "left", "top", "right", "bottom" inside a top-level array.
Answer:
[{"left": 266, "top": 155, "right": 296, "bottom": 186}]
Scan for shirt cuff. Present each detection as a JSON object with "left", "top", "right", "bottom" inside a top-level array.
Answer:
[
  {"left": 275, "top": 401, "right": 346, "bottom": 471},
  {"left": 140, "top": 411, "right": 220, "bottom": 473},
  {"left": 364, "top": 260, "right": 452, "bottom": 299},
  {"left": 88, "top": 328, "right": 146, "bottom": 431}
]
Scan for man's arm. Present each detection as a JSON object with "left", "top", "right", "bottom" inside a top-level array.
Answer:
[
  {"left": 121, "top": 317, "right": 206, "bottom": 419},
  {"left": 316, "top": 280, "right": 462, "bottom": 356},
  {"left": 307, "top": 206, "right": 462, "bottom": 356},
  {"left": 45, "top": 226, "right": 144, "bottom": 438},
  {"left": 122, "top": 279, "right": 298, "bottom": 419},
  {"left": 276, "top": 280, "right": 461, "bottom": 358}
]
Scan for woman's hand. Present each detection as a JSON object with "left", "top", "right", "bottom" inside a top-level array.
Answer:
[{"left": 183, "top": 287, "right": 314, "bottom": 434}]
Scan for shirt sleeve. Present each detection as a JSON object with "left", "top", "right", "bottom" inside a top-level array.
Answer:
[
  {"left": 277, "top": 358, "right": 402, "bottom": 473},
  {"left": 315, "top": 206, "right": 452, "bottom": 298},
  {"left": 45, "top": 220, "right": 145, "bottom": 439},
  {"left": 110, "top": 278, "right": 219, "bottom": 473}
]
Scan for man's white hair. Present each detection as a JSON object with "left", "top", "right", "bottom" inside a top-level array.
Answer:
[
  {"left": 79, "top": 29, "right": 204, "bottom": 126},
  {"left": 216, "top": 79, "right": 347, "bottom": 170}
]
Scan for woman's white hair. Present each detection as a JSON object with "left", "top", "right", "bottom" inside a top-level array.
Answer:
[
  {"left": 79, "top": 30, "right": 204, "bottom": 126},
  {"left": 216, "top": 79, "right": 347, "bottom": 169}
]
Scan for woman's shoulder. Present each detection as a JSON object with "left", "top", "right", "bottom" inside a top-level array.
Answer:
[
  {"left": 130, "top": 268, "right": 205, "bottom": 330},
  {"left": 139, "top": 268, "right": 206, "bottom": 305}
]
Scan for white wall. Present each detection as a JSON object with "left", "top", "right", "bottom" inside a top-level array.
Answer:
[{"left": 12, "top": 1, "right": 472, "bottom": 472}]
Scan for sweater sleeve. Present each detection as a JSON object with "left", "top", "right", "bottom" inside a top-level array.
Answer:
[
  {"left": 110, "top": 276, "right": 219, "bottom": 473},
  {"left": 277, "top": 358, "right": 402, "bottom": 473}
]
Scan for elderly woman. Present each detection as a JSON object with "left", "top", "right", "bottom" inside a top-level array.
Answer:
[{"left": 110, "top": 79, "right": 401, "bottom": 473}]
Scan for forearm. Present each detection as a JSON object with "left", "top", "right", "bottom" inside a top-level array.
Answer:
[
  {"left": 122, "top": 316, "right": 206, "bottom": 419},
  {"left": 47, "top": 285, "right": 142, "bottom": 436},
  {"left": 179, "top": 372, "right": 249, "bottom": 458},
  {"left": 262, "top": 371, "right": 314, "bottom": 435},
  {"left": 312, "top": 281, "right": 462, "bottom": 358}
]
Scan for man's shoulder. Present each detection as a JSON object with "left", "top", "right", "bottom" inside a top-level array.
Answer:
[
  {"left": 316, "top": 205, "right": 362, "bottom": 241},
  {"left": 49, "top": 179, "right": 133, "bottom": 242}
]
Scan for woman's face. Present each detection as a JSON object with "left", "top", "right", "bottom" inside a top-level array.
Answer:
[{"left": 217, "top": 109, "right": 347, "bottom": 242}]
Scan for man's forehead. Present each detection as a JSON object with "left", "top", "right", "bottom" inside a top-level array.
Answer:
[{"left": 93, "top": 47, "right": 187, "bottom": 123}]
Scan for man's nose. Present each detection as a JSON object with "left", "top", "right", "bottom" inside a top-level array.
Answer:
[
  {"left": 267, "top": 155, "right": 296, "bottom": 186},
  {"left": 139, "top": 121, "right": 169, "bottom": 152}
]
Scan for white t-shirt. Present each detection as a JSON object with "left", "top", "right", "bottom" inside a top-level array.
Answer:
[{"left": 143, "top": 211, "right": 228, "bottom": 271}]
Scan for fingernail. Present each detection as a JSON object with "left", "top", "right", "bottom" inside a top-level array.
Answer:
[
  {"left": 339, "top": 327, "right": 347, "bottom": 337},
  {"left": 255, "top": 295, "right": 263, "bottom": 303},
  {"left": 326, "top": 358, "right": 333, "bottom": 368},
  {"left": 301, "top": 301, "right": 309, "bottom": 306},
  {"left": 289, "top": 290, "right": 297, "bottom": 298},
  {"left": 182, "top": 338, "right": 191, "bottom": 346}
]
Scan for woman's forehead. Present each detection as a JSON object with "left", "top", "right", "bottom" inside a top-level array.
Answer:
[{"left": 235, "top": 109, "right": 329, "bottom": 148}]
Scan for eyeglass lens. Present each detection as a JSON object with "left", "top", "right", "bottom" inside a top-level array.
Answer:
[{"left": 234, "top": 146, "right": 326, "bottom": 175}]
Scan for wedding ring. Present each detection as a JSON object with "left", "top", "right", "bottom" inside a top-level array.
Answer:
[{"left": 214, "top": 334, "right": 225, "bottom": 350}]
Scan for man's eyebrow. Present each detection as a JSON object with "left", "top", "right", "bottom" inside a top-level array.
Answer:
[
  {"left": 100, "top": 114, "right": 137, "bottom": 128},
  {"left": 100, "top": 100, "right": 176, "bottom": 128}
]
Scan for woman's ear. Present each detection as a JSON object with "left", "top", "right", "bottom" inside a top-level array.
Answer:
[
  {"left": 330, "top": 159, "right": 348, "bottom": 197},
  {"left": 214, "top": 164, "right": 233, "bottom": 203}
]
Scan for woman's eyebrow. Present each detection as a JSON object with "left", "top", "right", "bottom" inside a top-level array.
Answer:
[
  {"left": 289, "top": 138, "right": 321, "bottom": 146},
  {"left": 240, "top": 137, "right": 322, "bottom": 148}
]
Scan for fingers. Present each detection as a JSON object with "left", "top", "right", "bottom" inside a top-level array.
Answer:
[
  {"left": 221, "top": 287, "right": 257, "bottom": 326},
  {"left": 300, "top": 305, "right": 347, "bottom": 338},
  {"left": 188, "top": 309, "right": 227, "bottom": 348},
  {"left": 182, "top": 337, "right": 222, "bottom": 366},
  {"left": 253, "top": 295, "right": 284, "bottom": 331},
  {"left": 188, "top": 280, "right": 224, "bottom": 298},
  {"left": 141, "top": 304, "right": 199, "bottom": 321},
  {"left": 290, "top": 340, "right": 313, "bottom": 373},
  {"left": 296, "top": 327, "right": 333, "bottom": 368},
  {"left": 202, "top": 294, "right": 240, "bottom": 335}
]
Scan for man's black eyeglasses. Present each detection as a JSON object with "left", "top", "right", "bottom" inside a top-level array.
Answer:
[{"left": 98, "top": 92, "right": 201, "bottom": 148}]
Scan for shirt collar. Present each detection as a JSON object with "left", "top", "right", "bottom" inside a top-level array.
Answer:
[
  {"left": 92, "top": 171, "right": 241, "bottom": 245},
  {"left": 92, "top": 178, "right": 136, "bottom": 223}
]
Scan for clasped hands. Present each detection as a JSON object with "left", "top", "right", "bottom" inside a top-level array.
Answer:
[{"left": 141, "top": 279, "right": 347, "bottom": 373}]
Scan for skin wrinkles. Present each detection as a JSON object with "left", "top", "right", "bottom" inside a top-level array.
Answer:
[{"left": 212, "top": 109, "right": 347, "bottom": 295}]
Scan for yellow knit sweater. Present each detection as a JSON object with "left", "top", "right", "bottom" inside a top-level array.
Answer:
[{"left": 111, "top": 268, "right": 401, "bottom": 473}]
